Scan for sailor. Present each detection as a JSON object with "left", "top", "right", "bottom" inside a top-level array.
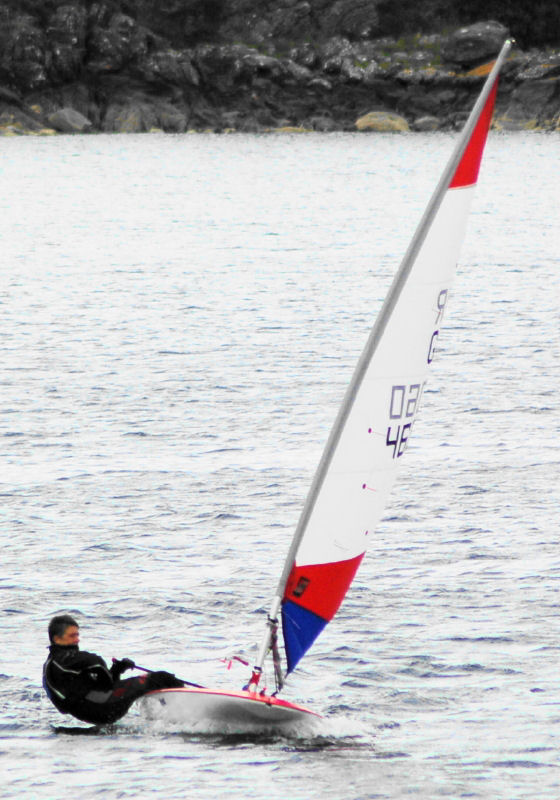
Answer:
[{"left": 43, "top": 614, "right": 184, "bottom": 725}]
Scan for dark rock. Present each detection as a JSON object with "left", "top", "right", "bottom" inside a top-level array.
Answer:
[
  {"left": 441, "top": 21, "right": 510, "bottom": 67},
  {"left": 0, "top": 13, "right": 49, "bottom": 92},
  {"left": 306, "top": 114, "right": 338, "bottom": 131},
  {"left": 194, "top": 44, "right": 251, "bottom": 90},
  {"left": 450, "top": 110, "right": 470, "bottom": 130},
  {"left": 220, "top": 0, "right": 312, "bottom": 42},
  {"left": 289, "top": 43, "right": 319, "bottom": 70},
  {"left": 139, "top": 0, "right": 225, "bottom": 46},
  {"left": 156, "top": 102, "right": 189, "bottom": 132},
  {"left": 397, "top": 86, "right": 445, "bottom": 118},
  {"left": 500, "top": 78, "right": 560, "bottom": 129},
  {"left": 0, "top": 85, "right": 24, "bottom": 106},
  {"left": 28, "top": 83, "right": 99, "bottom": 128},
  {"left": 47, "top": 4, "right": 87, "bottom": 83},
  {"left": 517, "top": 55, "right": 560, "bottom": 81},
  {"left": 0, "top": 2, "right": 556, "bottom": 136},
  {"left": 319, "top": 0, "right": 379, "bottom": 39},
  {"left": 135, "top": 49, "right": 200, "bottom": 88},
  {"left": 0, "top": 103, "right": 47, "bottom": 133},
  {"left": 320, "top": 35, "right": 355, "bottom": 62},
  {"left": 87, "top": 11, "right": 148, "bottom": 73},
  {"left": 258, "top": 2, "right": 313, "bottom": 41}
]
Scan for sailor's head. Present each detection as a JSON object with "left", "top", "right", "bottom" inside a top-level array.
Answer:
[{"left": 48, "top": 614, "right": 80, "bottom": 646}]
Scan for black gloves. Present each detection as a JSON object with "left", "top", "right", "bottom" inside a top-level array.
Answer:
[
  {"left": 111, "top": 657, "right": 136, "bottom": 680},
  {"left": 146, "top": 671, "right": 185, "bottom": 690}
]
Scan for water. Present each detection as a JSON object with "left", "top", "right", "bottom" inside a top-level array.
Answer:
[{"left": 1, "top": 130, "right": 559, "bottom": 798}]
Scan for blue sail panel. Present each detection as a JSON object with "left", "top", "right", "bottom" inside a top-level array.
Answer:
[{"left": 281, "top": 600, "right": 328, "bottom": 674}]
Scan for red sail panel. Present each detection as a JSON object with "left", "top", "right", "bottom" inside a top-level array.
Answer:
[
  {"left": 283, "top": 553, "right": 365, "bottom": 621},
  {"left": 449, "top": 79, "right": 499, "bottom": 189}
]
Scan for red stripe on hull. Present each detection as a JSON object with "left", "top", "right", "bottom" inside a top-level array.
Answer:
[
  {"left": 283, "top": 554, "right": 365, "bottom": 621},
  {"left": 449, "top": 79, "right": 499, "bottom": 189}
]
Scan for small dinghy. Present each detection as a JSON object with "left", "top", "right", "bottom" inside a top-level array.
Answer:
[{"left": 138, "top": 39, "right": 512, "bottom": 733}]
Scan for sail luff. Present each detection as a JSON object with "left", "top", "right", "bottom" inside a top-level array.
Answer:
[{"left": 250, "top": 39, "right": 511, "bottom": 687}]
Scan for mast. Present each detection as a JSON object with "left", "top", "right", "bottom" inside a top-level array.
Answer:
[{"left": 248, "top": 39, "right": 512, "bottom": 691}]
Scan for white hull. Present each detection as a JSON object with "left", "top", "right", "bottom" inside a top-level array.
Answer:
[{"left": 137, "top": 687, "right": 320, "bottom": 732}]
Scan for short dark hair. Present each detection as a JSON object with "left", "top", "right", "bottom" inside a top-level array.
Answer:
[{"left": 48, "top": 614, "right": 79, "bottom": 643}]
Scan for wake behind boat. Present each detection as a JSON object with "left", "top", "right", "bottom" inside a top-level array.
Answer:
[{"left": 138, "top": 39, "right": 512, "bottom": 733}]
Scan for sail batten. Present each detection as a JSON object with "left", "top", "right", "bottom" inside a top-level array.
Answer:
[{"left": 250, "top": 40, "right": 512, "bottom": 687}]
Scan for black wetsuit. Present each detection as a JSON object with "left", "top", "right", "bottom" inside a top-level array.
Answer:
[{"left": 43, "top": 644, "right": 183, "bottom": 725}]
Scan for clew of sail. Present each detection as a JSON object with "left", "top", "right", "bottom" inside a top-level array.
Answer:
[{"left": 249, "top": 40, "right": 512, "bottom": 687}]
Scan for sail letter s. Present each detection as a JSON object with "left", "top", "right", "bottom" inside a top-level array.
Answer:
[{"left": 282, "top": 554, "right": 365, "bottom": 672}]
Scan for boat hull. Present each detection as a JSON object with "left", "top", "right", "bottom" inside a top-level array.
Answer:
[{"left": 137, "top": 687, "right": 319, "bottom": 730}]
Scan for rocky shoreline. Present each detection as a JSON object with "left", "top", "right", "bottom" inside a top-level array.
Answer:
[{"left": 1, "top": 9, "right": 559, "bottom": 136}]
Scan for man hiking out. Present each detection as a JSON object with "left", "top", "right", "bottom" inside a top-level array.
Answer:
[{"left": 43, "top": 614, "right": 184, "bottom": 724}]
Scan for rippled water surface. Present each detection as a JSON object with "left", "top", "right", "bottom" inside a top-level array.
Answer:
[{"left": 1, "top": 130, "right": 559, "bottom": 799}]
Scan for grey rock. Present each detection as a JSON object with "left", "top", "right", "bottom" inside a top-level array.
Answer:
[
  {"left": 308, "top": 77, "right": 333, "bottom": 91},
  {"left": 362, "top": 61, "right": 380, "bottom": 85},
  {"left": 103, "top": 98, "right": 158, "bottom": 132},
  {"left": 242, "top": 52, "right": 286, "bottom": 79},
  {"left": 306, "top": 114, "right": 338, "bottom": 131},
  {"left": 284, "top": 60, "right": 313, "bottom": 82},
  {"left": 48, "top": 106, "right": 92, "bottom": 132},
  {"left": 412, "top": 115, "right": 441, "bottom": 131},
  {"left": 340, "top": 58, "right": 365, "bottom": 82}
]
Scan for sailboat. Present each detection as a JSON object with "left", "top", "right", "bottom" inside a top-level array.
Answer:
[{"left": 138, "top": 39, "right": 512, "bottom": 730}]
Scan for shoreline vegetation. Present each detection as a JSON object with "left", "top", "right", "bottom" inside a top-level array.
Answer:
[{"left": 0, "top": 2, "right": 559, "bottom": 136}]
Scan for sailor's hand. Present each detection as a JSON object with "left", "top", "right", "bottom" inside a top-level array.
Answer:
[
  {"left": 147, "top": 670, "right": 184, "bottom": 689},
  {"left": 111, "top": 657, "right": 136, "bottom": 675}
]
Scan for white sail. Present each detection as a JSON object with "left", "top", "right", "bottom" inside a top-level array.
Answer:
[{"left": 249, "top": 40, "right": 512, "bottom": 687}]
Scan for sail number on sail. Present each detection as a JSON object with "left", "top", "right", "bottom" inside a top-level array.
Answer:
[
  {"left": 386, "top": 382, "right": 424, "bottom": 458},
  {"left": 427, "top": 288, "right": 449, "bottom": 364},
  {"left": 385, "top": 285, "right": 449, "bottom": 459}
]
